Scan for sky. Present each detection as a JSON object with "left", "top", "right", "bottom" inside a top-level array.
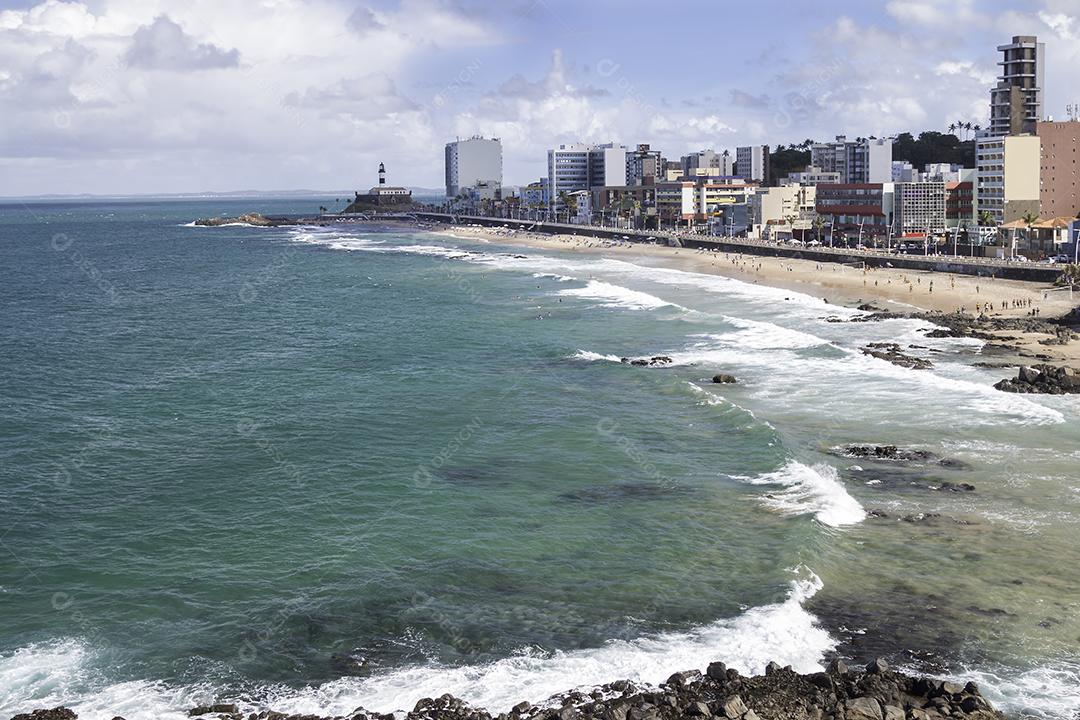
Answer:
[{"left": 1, "top": 0, "right": 1079, "bottom": 196}]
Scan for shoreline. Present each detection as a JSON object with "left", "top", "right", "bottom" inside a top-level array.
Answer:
[
  {"left": 11, "top": 659, "right": 1008, "bottom": 720},
  {"left": 431, "top": 223, "right": 1080, "bottom": 367}
]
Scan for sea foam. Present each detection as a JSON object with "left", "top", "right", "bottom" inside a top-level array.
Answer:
[{"left": 733, "top": 461, "right": 865, "bottom": 528}]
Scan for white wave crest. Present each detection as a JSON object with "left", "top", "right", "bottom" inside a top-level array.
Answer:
[
  {"left": 558, "top": 281, "right": 684, "bottom": 311},
  {"left": 735, "top": 461, "right": 865, "bottom": 528},
  {"left": 571, "top": 350, "right": 623, "bottom": 363},
  {"left": 0, "top": 574, "right": 834, "bottom": 720}
]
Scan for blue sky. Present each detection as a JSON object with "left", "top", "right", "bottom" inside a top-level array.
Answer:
[{"left": 1, "top": 0, "right": 1078, "bottom": 195}]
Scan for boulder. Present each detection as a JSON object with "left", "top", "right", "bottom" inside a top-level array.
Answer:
[
  {"left": 10, "top": 711, "right": 78, "bottom": 720},
  {"left": 719, "top": 696, "right": 748, "bottom": 719},
  {"left": 711, "top": 374, "right": 737, "bottom": 384},
  {"left": 844, "top": 697, "right": 883, "bottom": 720},
  {"left": 706, "top": 662, "right": 728, "bottom": 680}
]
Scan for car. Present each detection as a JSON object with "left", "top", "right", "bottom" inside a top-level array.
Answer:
[{"left": 1055, "top": 254, "right": 1073, "bottom": 263}]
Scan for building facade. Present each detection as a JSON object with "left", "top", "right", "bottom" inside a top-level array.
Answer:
[
  {"left": 626, "top": 144, "right": 663, "bottom": 186},
  {"left": 680, "top": 149, "right": 734, "bottom": 178},
  {"left": 781, "top": 166, "right": 841, "bottom": 186},
  {"left": 976, "top": 134, "right": 1041, "bottom": 224},
  {"left": 445, "top": 136, "right": 502, "bottom": 198},
  {"left": 815, "top": 183, "right": 895, "bottom": 239},
  {"left": 736, "top": 145, "right": 770, "bottom": 184},
  {"left": 750, "top": 185, "right": 817, "bottom": 240},
  {"left": 811, "top": 136, "right": 893, "bottom": 184},
  {"left": 989, "top": 36, "right": 1045, "bottom": 137},
  {"left": 893, "top": 182, "right": 947, "bottom": 237},
  {"left": 1037, "top": 120, "right": 1080, "bottom": 218},
  {"left": 547, "top": 143, "right": 628, "bottom": 206}
]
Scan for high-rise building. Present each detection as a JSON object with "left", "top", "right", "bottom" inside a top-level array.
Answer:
[
  {"left": 893, "top": 182, "right": 947, "bottom": 237},
  {"left": 680, "top": 149, "right": 734, "bottom": 178},
  {"left": 445, "top": 136, "right": 503, "bottom": 198},
  {"left": 626, "top": 144, "right": 663, "bottom": 186},
  {"left": 736, "top": 145, "right": 770, "bottom": 184},
  {"left": 989, "top": 36, "right": 1045, "bottom": 137},
  {"left": 975, "top": 134, "right": 1041, "bottom": 224},
  {"left": 1036, "top": 120, "right": 1080, "bottom": 218},
  {"left": 547, "top": 143, "right": 628, "bottom": 206},
  {"left": 811, "top": 137, "right": 893, "bottom": 184}
]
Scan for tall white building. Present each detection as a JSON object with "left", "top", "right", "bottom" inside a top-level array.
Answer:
[
  {"left": 893, "top": 182, "right": 947, "bottom": 237},
  {"left": 736, "top": 145, "right": 770, "bottom": 183},
  {"left": 445, "top": 136, "right": 503, "bottom": 198},
  {"left": 811, "top": 136, "right": 893, "bottom": 184},
  {"left": 547, "top": 142, "right": 628, "bottom": 206}
]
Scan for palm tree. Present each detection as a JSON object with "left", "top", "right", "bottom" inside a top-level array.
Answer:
[
  {"left": 557, "top": 190, "right": 578, "bottom": 221},
  {"left": 814, "top": 216, "right": 825, "bottom": 245},
  {"left": 948, "top": 122, "right": 957, "bottom": 135},
  {"left": 1020, "top": 210, "right": 1039, "bottom": 258}
]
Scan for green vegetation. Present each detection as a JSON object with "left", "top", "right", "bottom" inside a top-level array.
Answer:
[
  {"left": 891, "top": 131, "right": 974, "bottom": 169},
  {"left": 769, "top": 141, "right": 812, "bottom": 185}
]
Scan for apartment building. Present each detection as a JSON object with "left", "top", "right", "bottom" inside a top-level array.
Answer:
[
  {"left": 815, "top": 183, "right": 895, "bottom": 239},
  {"left": 1036, "top": 120, "right": 1080, "bottom": 218},
  {"left": 989, "top": 36, "right": 1045, "bottom": 136},
  {"left": 976, "top": 134, "right": 1041, "bottom": 224},
  {"left": 547, "top": 143, "right": 628, "bottom": 206},
  {"left": 736, "top": 145, "right": 770, "bottom": 184},
  {"left": 893, "top": 182, "right": 947, "bottom": 237},
  {"left": 811, "top": 136, "right": 894, "bottom": 184},
  {"left": 445, "top": 136, "right": 502, "bottom": 198},
  {"left": 680, "top": 149, "right": 734, "bottom": 178},
  {"left": 626, "top": 144, "right": 663, "bottom": 186},
  {"left": 750, "top": 185, "right": 817, "bottom": 240}
]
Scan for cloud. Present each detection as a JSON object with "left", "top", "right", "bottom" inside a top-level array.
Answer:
[
  {"left": 730, "top": 89, "right": 771, "bottom": 110},
  {"left": 346, "top": 6, "right": 385, "bottom": 35},
  {"left": 124, "top": 15, "right": 239, "bottom": 71},
  {"left": 285, "top": 74, "right": 419, "bottom": 120}
]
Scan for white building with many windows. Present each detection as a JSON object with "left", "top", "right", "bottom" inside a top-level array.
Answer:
[
  {"left": 547, "top": 143, "right": 628, "bottom": 206},
  {"left": 445, "top": 136, "right": 502, "bottom": 198},
  {"left": 736, "top": 145, "right": 770, "bottom": 183}
]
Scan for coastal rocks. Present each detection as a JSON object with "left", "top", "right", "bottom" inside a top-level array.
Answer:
[
  {"left": 994, "top": 364, "right": 1080, "bottom": 394},
  {"left": 189, "top": 705, "right": 239, "bottom": 717},
  {"left": 193, "top": 212, "right": 277, "bottom": 227},
  {"left": 842, "top": 445, "right": 935, "bottom": 462},
  {"left": 712, "top": 374, "right": 738, "bottom": 384},
  {"left": 9, "top": 711, "right": 78, "bottom": 720},
  {"left": 14, "top": 661, "right": 1008, "bottom": 720},
  {"left": 621, "top": 356, "right": 673, "bottom": 367},
  {"left": 838, "top": 446, "right": 972, "bottom": 471},
  {"left": 861, "top": 343, "right": 933, "bottom": 370}
]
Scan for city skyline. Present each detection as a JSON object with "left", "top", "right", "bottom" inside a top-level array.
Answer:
[{"left": 2, "top": 0, "right": 1080, "bottom": 196}]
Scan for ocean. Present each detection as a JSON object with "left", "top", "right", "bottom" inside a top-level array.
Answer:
[{"left": 0, "top": 199, "right": 1077, "bottom": 720}]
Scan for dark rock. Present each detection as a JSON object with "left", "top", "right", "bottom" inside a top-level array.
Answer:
[
  {"left": 665, "top": 669, "right": 702, "bottom": 687},
  {"left": 625, "top": 356, "right": 674, "bottom": 368},
  {"left": 10, "top": 711, "right": 78, "bottom": 720},
  {"left": 711, "top": 374, "right": 737, "bottom": 384},
  {"left": 995, "top": 364, "right": 1080, "bottom": 394},
  {"left": 861, "top": 343, "right": 933, "bottom": 370},
  {"left": 765, "top": 661, "right": 782, "bottom": 676},
  {"left": 705, "top": 662, "right": 727, "bottom": 680},
  {"left": 865, "top": 658, "right": 889, "bottom": 674},
  {"left": 827, "top": 658, "right": 850, "bottom": 675}
]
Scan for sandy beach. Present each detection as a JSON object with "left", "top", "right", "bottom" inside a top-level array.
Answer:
[{"left": 434, "top": 223, "right": 1080, "bottom": 366}]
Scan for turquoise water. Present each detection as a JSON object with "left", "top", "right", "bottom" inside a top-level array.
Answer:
[{"left": 0, "top": 200, "right": 1078, "bottom": 719}]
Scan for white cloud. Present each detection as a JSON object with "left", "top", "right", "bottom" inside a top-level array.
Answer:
[{"left": 124, "top": 15, "right": 240, "bottom": 70}]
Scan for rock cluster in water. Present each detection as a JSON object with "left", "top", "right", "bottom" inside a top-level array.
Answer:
[
  {"left": 859, "top": 344, "right": 932, "bottom": 370},
  {"left": 10, "top": 659, "right": 1007, "bottom": 720},
  {"left": 993, "top": 364, "right": 1080, "bottom": 394},
  {"left": 194, "top": 213, "right": 278, "bottom": 227}
]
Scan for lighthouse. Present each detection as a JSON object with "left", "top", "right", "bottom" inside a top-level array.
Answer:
[{"left": 378, "top": 162, "right": 386, "bottom": 186}]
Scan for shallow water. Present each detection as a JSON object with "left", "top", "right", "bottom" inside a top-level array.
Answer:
[{"left": 0, "top": 200, "right": 1077, "bottom": 719}]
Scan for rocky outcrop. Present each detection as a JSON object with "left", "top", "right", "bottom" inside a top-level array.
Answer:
[
  {"left": 712, "top": 374, "right": 737, "bottom": 384},
  {"left": 9, "top": 660, "right": 1007, "bottom": 720},
  {"left": 9, "top": 710, "right": 78, "bottom": 720},
  {"left": 860, "top": 344, "right": 932, "bottom": 370},
  {"left": 194, "top": 213, "right": 278, "bottom": 227},
  {"left": 994, "top": 364, "right": 1080, "bottom": 394},
  {"left": 622, "top": 356, "right": 674, "bottom": 367}
]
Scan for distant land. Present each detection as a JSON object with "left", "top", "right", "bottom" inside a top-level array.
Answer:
[{"left": 0, "top": 187, "right": 449, "bottom": 201}]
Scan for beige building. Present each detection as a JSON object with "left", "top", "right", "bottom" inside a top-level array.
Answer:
[
  {"left": 976, "top": 134, "right": 1041, "bottom": 224},
  {"left": 1037, "top": 120, "right": 1080, "bottom": 218},
  {"left": 750, "top": 185, "right": 817, "bottom": 240}
]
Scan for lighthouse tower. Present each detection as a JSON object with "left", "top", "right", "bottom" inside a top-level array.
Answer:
[{"left": 378, "top": 162, "right": 386, "bottom": 186}]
